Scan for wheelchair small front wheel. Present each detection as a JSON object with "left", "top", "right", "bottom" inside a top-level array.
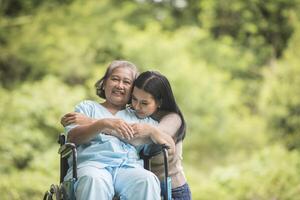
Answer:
[{"left": 43, "top": 184, "right": 61, "bottom": 200}]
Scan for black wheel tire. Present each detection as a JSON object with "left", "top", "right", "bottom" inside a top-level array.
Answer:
[
  {"left": 49, "top": 184, "right": 61, "bottom": 200},
  {"left": 43, "top": 191, "right": 51, "bottom": 200}
]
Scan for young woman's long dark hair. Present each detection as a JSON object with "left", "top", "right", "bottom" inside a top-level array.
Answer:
[{"left": 134, "top": 71, "right": 186, "bottom": 143}]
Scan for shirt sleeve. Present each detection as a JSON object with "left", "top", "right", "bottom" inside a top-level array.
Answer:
[
  {"left": 64, "top": 100, "right": 93, "bottom": 139},
  {"left": 157, "top": 113, "right": 182, "bottom": 138}
]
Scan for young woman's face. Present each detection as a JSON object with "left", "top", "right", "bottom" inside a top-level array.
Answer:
[
  {"left": 103, "top": 67, "right": 135, "bottom": 108},
  {"left": 131, "top": 86, "right": 160, "bottom": 118}
]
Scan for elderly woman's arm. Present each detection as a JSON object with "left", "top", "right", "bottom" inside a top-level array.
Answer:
[
  {"left": 67, "top": 120, "right": 104, "bottom": 144},
  {"left": 62, "top": 112, "right": 136, "bottom": 144}
]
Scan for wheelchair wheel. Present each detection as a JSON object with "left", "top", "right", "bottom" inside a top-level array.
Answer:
[{"left": 43, "top": 184, "right": 61, "bottom": 200}]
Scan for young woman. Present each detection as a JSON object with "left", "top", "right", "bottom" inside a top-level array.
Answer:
[
  {"left": 131, "top": 71, "right": 191, "bottom": 200},
  {"left": 62, "top": 71, "right": 191, "bottom": 200}
]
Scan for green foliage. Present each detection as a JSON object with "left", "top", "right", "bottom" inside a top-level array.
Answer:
[
  {"left": 0, "top": 76, "right": 85, "bottom": 172},
  {"left": 259, "top": 21, "right": 300, "bottom": 150},
  {"left": 0, "top": 146, "right": 59, "bottom": 200},
  {"left": 186, "top": 145, "right": 300, "bottom": 200},
  {"left": 0, "top": 0, "right": 126, "bottom": 88},
  {"left": 0, "top": 0, "right": 74, "bottom": 16},
  {"left": 0, "top": 0, "right": 300, "bottom": 199},
  {"left": 200, "top": 0, "right": 298, "bottom": 65},
  {"left": 115, "top": 0, "right": 298, "bottom": 65}
]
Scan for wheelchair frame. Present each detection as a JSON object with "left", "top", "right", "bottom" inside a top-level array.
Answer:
[{"left": 43, "top": 134, "right": 171, "bottom": 200}]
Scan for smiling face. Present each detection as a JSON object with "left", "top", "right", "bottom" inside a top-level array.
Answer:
[
  {"left": 103, "top": 67, "right": 135, "bottom": 110},
  {"left": 131, "top": 86, "right": 160, "bottom": 118}
]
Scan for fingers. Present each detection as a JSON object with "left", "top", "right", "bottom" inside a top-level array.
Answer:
[
  {"left": 115, "top": 128, "right": 127, "bottom": 140},
  {"left": 102, "top": 119, "right": 136, "bottom": 140},
  {"left": 130, "top": 124, "right": 139, "bottom": 136},
  {"left": 61, "top": 116, "right": 74, "bottom": 126},
  {"left": 64, "top": 112, "right": 77, "bottom": 118},
  {"left": 64, "top": 116, "right": 76, "bottom": 125},
  {"left": 117, "top": 122, "right": 134, "bottom": 140},
  {"left": 110, "top": 119, "right": 135, "bottom": 140},
  {"left": 61, "top": 113, "right": 78, "bottom": 126},
  {"left": 123, "top": 123, "right": 135, "bottom": 139},
  {"left": 61, "top": 112, "right": 91, "bottom": 127}
]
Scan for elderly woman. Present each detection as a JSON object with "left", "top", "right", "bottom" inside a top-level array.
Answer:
[{"left": 64, "top": 60, "right": 162, "bottom": 200}]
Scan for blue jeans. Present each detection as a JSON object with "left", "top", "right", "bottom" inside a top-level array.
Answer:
[{"left": 172, "top": 183, "right": 191, "bottom": 200}]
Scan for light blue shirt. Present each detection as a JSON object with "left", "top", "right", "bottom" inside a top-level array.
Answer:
[{"left": 65, "top": 100, "right": 157, "bottom": 170}]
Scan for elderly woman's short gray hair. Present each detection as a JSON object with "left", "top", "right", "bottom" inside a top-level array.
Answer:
[{"left": 95, "top": 60, "right": 139, "bottom": 99}]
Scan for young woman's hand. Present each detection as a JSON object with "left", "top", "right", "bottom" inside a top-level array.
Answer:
[
  {"left": 131, "top": 123, "right": 151, "bottom": 138},
  {"left": 61, "top": 112, "right": 94, "bottom": 127}
]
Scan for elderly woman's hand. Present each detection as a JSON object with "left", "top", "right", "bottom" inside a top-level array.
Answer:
[
  {"left": 102, "top": 118, "right": 135, "bottom": 140},
  {"left": 61, "top": 112, "right": 94, "bottom": 127}
]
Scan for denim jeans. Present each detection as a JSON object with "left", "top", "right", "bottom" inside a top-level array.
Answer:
[{"left": 172, "top": 183, "right": 191, "bottom": 200}]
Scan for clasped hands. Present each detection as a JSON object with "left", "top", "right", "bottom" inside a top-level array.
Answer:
[{"left": 61, "top": 112, "right": 150, "bottom": 140}]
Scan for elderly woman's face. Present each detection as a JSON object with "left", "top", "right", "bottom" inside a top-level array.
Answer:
[{"left": 103, "top": 67, "right": 135, "bottom": 108}]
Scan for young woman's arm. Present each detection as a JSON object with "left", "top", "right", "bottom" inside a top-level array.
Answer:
[
  {"left": 157, "top": 112, "right": 182, "bottom": 138},
  {"left": 132, "top": 113, "right": 182, "bottom": 154},
  {"left": 61, "top": 112, "right": 96, "bottom": 127},
  {"left": 131, "top": 123, "right": 176, "bottom": 154}
]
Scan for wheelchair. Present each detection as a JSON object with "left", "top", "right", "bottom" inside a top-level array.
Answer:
[{"left": 43, "top": 134, "right": 172, "bottom": 200}]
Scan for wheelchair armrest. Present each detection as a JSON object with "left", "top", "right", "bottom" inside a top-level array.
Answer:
[
  {"left": 140, "top": 143, "right": 170, "bottom": 159},
  {"left": 58, "top": 142, "right": 78, "bottom": 180},
  {"left": 58, "top": 143, "right": 76, "bottom": 158}
]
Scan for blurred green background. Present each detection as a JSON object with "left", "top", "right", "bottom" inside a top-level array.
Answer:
[{"left": 1, "top": 0, "right": 300, "bottom": 199}]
